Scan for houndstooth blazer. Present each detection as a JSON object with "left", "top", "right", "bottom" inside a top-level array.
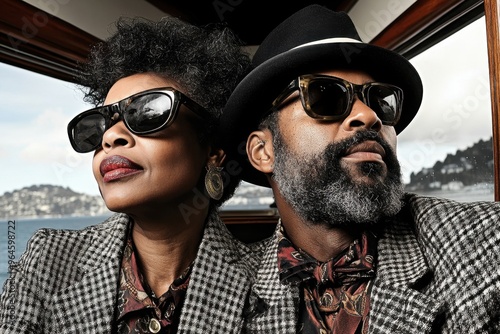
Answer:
[
  {"left": 0, "top": 210, "right": 261, "bottom": 333},
  {"left": 244, "top": 194, "right": 500, "bottom": 333}
]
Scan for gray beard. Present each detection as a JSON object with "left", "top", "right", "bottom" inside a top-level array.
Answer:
[{"left": 271, "top": 130, "right": 404, "bottom": 227}]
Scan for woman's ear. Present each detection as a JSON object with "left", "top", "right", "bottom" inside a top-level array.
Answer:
[
  {"left": 207, "top": 147, "right": 226, "bottom": 167},
  {"left": 247, "top": 130, "right": 274, "bottom": 174}
]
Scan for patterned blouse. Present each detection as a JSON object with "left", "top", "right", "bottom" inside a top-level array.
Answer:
[
  {"left": 115, "top": 236, "right": 192, "bottom": 334},
  {"left": 277, "top": 225, "right": 376, "bottom": 334}
]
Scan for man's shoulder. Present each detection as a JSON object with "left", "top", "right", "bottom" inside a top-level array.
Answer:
[
  {"left": 401, "top": 193, "right": 500, "bottom": 252},
  {"left": 404, "top": 192, "right": 500, "bottom": 222}
]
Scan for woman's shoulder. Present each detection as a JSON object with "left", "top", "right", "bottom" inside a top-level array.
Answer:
[
  {"left": 17, "top": 213, "right": 130, "bottom": 271},
  {"left": 33, "top": 213, "right": 129, "bottom": 239}
]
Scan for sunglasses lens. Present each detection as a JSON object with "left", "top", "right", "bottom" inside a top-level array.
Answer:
[
  {"left": 71, "top": 113, "right": 106, "bottom": 152},
  {"left": 68, "top": 89, "right": 193, "bottom": 153},
  {"left": 366, "top": 85, "right": 400, "bottom": 124},
  {"left": 307, "top": 79, "right": 349, "bottom": 118},
  {"left": 125, "top": 93, "right": 173, "bottom": 133}
]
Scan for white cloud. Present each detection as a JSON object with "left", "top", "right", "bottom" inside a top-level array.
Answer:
[
  {"left": 0, "top": 62, "right": 95, "bottom": 195},
  {"left": 398, "top": 16, "right": 491, "bottom": 182}
]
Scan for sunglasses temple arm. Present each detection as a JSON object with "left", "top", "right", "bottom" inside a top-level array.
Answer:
[{"left": 182, "top": 97, "right": 211, "bottom": 120}]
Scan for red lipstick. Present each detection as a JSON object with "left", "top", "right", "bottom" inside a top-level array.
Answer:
[{"left": 99, "top": 155, "right": 143, "bottom": 182}]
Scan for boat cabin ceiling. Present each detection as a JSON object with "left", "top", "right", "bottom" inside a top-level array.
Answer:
[{"left": 0, "top": 0, "right": 485, "bottom": 83}]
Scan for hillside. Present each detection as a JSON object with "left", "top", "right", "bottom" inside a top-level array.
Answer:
[
  {"left": 1, "top": 137, "right": 494, "bottom": 218},
  {"left": 405, "top": 137, "right": 493, "bottom": 191},
  {"left": 0, "top": 184, "right": 110, "bottom": 219}
]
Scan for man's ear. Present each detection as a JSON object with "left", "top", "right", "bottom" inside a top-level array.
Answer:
[{"left": 247, "top": 130, "right": 274, "bottom": 174}]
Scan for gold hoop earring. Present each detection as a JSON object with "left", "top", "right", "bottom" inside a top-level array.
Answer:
[{"left": 205, "top": 165, "right": 224, "bottom": 200}]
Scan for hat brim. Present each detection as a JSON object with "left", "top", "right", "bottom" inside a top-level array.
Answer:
[{"left": 222, "top": 42, "right": 423, "bottom": 188}]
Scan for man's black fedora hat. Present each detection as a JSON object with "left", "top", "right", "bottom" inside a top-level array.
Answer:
[{"left": 220, "top": 4, "right": 423, "bottom": 188}]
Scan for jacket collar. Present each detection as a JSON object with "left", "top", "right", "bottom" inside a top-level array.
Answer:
[
  {"left": 248, "top": 223, "right": 299, "bottom": 332},
  {"left": 49, "top": 213, "right": 130, "bottom": 332},
  {"left": 178, "top": 210, "right": 261, "bottom": 333},
  {"left": 251, "top": 195, "right": 445, "bottom": 333},
  {"left": 49, "top": 211, "right": 261, "bottom": 333},
  {"left": 369, "top": 194, "right": 444, "bottom": 333}
]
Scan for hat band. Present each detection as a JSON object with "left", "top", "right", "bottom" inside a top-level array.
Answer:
[{"left": 292, "top": 37, "right": 363, "bottom": 50}]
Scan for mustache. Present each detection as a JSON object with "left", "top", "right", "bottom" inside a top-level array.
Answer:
[
  {"left": 318, "top": 130, "right": 400, "bottom": 180},
  {"left": 270, "top": 128, "right": 404, "bottom": 225},
  {"left": 335, "top": 130, "right": 395, "bottom": 158}
]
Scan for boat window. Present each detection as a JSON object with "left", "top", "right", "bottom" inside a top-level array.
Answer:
[
  {"left": 398, "top": 16, "right": 494, "bottom": 202},
  {"left": 0, "top": 62, "right": 98, "bottom": 202},
  {"left": 223, "top": 15, "right": 495, "bottom": 211},
  {"left": 0, "top": 16, "right": 494, "bottom": 218}
]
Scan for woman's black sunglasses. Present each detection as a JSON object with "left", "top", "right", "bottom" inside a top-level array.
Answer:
[
  {"left": 267, "top": 74, "right": 404, "bottom": 125},
  {"left": 67, "top": 87, "right": 209, "bottom": 153}
]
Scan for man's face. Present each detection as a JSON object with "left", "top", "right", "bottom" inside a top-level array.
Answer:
[{"left": 270, "top": 69, "right": 404, "bottom": 226}]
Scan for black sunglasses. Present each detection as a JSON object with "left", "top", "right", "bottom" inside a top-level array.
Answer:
[
  {"left": 268, "top": 74, "right": 404, "bottom": 126},
  {"left": 67, "top": 87, "right": 209, "bottom": 153}
]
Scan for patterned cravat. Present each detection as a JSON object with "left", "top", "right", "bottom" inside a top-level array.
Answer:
[{"left": 277, "top": 225, "right": 376, "bottom": 333}]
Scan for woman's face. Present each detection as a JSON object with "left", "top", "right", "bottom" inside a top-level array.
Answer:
[{"left": 92, "top": 73, "right": 210, "bottom": 215}]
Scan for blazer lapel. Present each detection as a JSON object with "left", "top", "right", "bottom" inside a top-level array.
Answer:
[
  {"left": 247, "top": 224, "right": 298, "bottom": 334},
  {"left": 48, "top": 214, "right": 130, "bottom": 333},
  {"left": 369, "top": 200, "right": 444, "bottom": 333},
  {"left": 178, "top": 211, "right": 261, "bottom": 333},
  {"left": 245, "top": 202, "right": 444, "bottom": 334}
]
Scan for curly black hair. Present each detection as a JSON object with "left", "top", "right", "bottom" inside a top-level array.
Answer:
[{"left": 77, "top": 16, "right": 251, "bottom": 206}]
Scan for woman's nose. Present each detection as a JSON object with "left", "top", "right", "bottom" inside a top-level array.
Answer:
[{"left": 101, "top": 121, "right": 135, "bottom": 152}]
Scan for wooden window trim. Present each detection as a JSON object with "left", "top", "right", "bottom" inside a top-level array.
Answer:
[
  {"left": 0, "top": 0, "right": 497, "bottom": 202},
  {"left": 484, "top": 0, "right": 500, "bottom": 200},
  {"left": 0, "top": 0, "right": 100, "bottom": 82}
]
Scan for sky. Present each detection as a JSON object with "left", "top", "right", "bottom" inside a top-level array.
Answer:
[
  {"left": 0, "top": 64, "right": 97, "bottom": 195},
  {"left": 0, "top": 17, "right": 493, "bottom": 197},
  {"left": 397, "top": 16, "right": 492, "bottom": 180}
]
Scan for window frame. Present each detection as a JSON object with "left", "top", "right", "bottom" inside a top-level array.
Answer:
[{"left": 1, "top": 0, "right": 497, "bottom": 210}]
